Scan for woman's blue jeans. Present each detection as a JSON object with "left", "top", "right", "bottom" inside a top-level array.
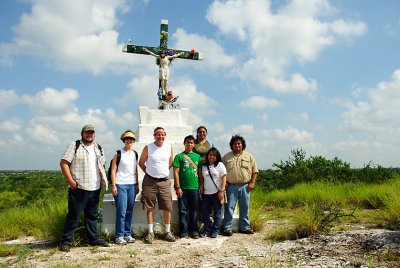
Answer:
[
  {"left": 223, "top": 183, "right": 251, "bottom": 231},
  {"left": 201, "top": 193, "right": 222, "bottom": 235},
  {"left": 114, "top": 184, "right": 137, "bottom": 238}
]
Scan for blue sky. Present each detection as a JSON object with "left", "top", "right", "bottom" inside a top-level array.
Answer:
[{"left": 1, "top": 0, "right": 400, "bottom": 170}]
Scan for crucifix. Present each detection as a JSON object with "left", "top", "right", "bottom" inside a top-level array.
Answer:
[{"left": 122, "top": 19, "right": 203, "bottom": 106}]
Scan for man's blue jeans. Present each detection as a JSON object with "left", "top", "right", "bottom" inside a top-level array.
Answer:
[
  {"left": 114, "top": 184, "right": 137, "bottom": 238},
  {"left": 178, "top": 189, "right": 199, "bottom": 235},
  {"left": 61, "top": 188, "right": 101, "bottom": 244},
  {"left": 201, "top": 193, "right": 222, "bottom": 235},
  {"left": 223, "top": 183, "right": 251, "bottom": 231}
]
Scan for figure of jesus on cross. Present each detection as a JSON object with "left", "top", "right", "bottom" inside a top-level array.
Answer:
[
  {"left": 123, "top": 19, "right": 203, "bottom": 108},
  {"left": 142, "top": 47, "right": 184, "bottom": 97}
]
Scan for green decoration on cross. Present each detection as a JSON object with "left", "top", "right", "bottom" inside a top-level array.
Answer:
[{"left": 122, "top": 19, "right": 203, "bottom": 103}]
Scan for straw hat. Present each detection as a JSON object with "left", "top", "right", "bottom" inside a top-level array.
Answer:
[{"left": 120, "top": 131, "right": 136, "bottom": 142}]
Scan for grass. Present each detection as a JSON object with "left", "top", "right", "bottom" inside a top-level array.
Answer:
[
  {"left": 250, "top": 175, "right": 400, "bottom": 241},
  {"left": 1, "top": 172, "right": 400, "bottom": 268},
  {"left": 0, "top": 197, "right": 67, "bottom": 240},
  {"left": 0, "top": 244, "right": 24, "bottom": 257}
]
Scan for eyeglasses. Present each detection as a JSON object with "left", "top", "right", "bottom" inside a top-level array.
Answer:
[{"left": 124, "top": 138, "right": 135, "bottom": 141}]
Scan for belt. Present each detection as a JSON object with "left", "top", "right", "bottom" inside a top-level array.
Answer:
[
  {"left": 146, "top": 173, "right": 168, "bottom": 182},
  {"left": 228, "top": 182, "right": 248, "bottom": 186}
]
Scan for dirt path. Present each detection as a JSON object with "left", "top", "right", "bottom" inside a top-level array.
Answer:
[{"left": 2, "top": 225, "right": 400, "bottom": 267}]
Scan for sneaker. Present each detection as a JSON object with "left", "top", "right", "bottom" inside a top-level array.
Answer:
[
  {"left": 115, "top": 236, "right": 127, "bottom": 245},
  {"left": 164, "top": 232, "right": 176, "bottom": 242},
  {"left": 124, "top": 235, "right": 135, "bottom": 243},
  {"left": 191, "top": 233, "right": 199, "bottom": 239},
  {"left": 59, "top": 242, "right": 71, "bottom": 252},
  {"left": 90, "top": 239, "right": 109, "bottom": 247},
  {"left": 223, "top": 229, "right": 233, "bottom": 236},
  {"left": 199, "top": 232, "right": 209, "bottom": 238},
  {"left": 239, "top": 228, "right": 254, "bottom": 234},
  {"left": 210, "top": 232, "right": 218, "bottom": 238},
  {"left": 144, "top": 232, "right": 154, "bottom": 244},
  {"left": 180, "top": 233, "right": 189, "bottom": 239}
]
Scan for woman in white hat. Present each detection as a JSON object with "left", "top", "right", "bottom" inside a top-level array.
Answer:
[{"left": 110, "top": 130, "right": 139, "bottom": 245}]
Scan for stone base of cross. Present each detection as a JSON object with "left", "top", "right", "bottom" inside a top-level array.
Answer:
[{"left": 122, "top": 19, "right": 203, "bottom": 109}]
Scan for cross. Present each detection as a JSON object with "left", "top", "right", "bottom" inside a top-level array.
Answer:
[{"left": 122, "top": 19, "right": 203, "bottom": 103}]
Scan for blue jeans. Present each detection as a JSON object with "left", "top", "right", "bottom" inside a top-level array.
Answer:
[
  {"left": 178, "top": 189, "right": 199, "bottom": 235},
  {"left": 61, "top": 188, "right": 101, "bottom": 244},
  {"left": 223, "top": 184, "right": 251, "bottom": 231},
  {"left": 201, "top": 193, "right": 222, "bottom": 235},
  {"left": 114, "top": 184, "right": 137, "bottom": 238}
]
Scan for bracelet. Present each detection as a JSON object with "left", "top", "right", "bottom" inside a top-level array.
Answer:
[{"left": 174, "top": 186, "right": 181, "bottom": 190}]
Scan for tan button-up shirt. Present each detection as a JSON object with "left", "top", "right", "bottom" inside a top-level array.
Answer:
[{"left": 222, "top": 151, "right": 258, "bottom": 184}]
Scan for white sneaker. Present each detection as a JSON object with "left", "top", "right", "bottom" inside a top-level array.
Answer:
[
  {"left": 124, "top": 235, "right": 135, "bottom": 243},
  {"left": 115, "top": 236, "right": 127, "bottom": 245}
]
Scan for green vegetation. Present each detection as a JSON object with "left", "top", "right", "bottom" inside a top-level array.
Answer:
[
  {"left": 257, "top": 148, "right": 400, "bottom": 190},
  {"left": 1, "top": 148, "right": 400, "bottom": 266},
  {"left": 251, "top": 159, "right": 400, "bottom": 241},
  {"left": 246, "top": 149, "right": 400, "bottom": 242}
]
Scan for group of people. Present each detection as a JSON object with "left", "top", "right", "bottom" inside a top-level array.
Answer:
[{"left": 58, "top": 124, "right": 258, "bottom": 252}]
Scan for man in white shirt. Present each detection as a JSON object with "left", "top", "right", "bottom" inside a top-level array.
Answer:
[{"left": 59, "top": 124, "right": 109, "bottom": 252}]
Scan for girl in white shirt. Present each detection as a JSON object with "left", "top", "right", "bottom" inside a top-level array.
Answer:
[{"left": 199, "top": 147, "right": 227, "bottom": 238}]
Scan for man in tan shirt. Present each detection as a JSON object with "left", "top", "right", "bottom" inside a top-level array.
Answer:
[{"left": 222, "top": 135, "right": 258, "bottom": 236}]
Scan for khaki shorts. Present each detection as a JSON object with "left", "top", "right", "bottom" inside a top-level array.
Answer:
[{"left": 141, "top": 174, "right": 172, "bottom": 211}]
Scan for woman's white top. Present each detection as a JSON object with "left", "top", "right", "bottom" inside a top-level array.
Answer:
[
  {"left": 116, "top": 149, "right": 137, "bottom": 185},
  {"left": 201, "top": 162, "right": 227, "bottom": 195}
]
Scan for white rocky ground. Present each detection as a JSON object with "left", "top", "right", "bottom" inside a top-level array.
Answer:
[{"left": 1, "top": 224, "right": 400, "bottom": 267}]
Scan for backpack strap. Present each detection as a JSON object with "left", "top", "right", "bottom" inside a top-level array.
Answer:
[
  {"left": 116, "top": 150, "right": 121, "bottom": 167},
  {"left": 74, "top": 140, "right": 103, "bottom": 156},
  {"left": 74, "top": 140, "right": 81, "bottom": 155},
  {"left": 97, "top": 144, "right": 104, "bottom": 156}
]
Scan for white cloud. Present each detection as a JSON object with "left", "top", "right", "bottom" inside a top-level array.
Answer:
[
  {"left": 0, "top": 87, "right": 136, "bottom": 152},
  {"left": 330, "top": 19, "right": 368, "bottom": 37},
  {"left": 28, "top": 124, "right": 60, "bottom": 145},
  {"left": 333, "top": 69, "right": 400, "bottom": 166},
  {"left": 233, "top": 124, "right": 254, "bottom": 135},
  {"left": 273, "top": 125, "right": 315, "bottom": 143},
  {"left": 0, "top": 0, "right": 139, "bottom": 74},
  {"left": 289, "top": 112, "right": 309, "bottom": 122},
  {"left": 209, "top": 122, "right": 225, "bottom": 133},
  {"left": 22, "top": 87, "right": 79, "bottom": 116},
  {"left": 173, "top": 76, "right": 216, "bottom": 115},
  {"left": 261, "top": 125, "right": 321, "bottom": 150},
  {"left": 341, "top": 69, "right": 400, "bottom": 133},
  {"left": 13, "top": 134, "right": 24, "bottom": 143},
  {"left": 206, "top": 0, "right": 367, "bottom": 95},
  {"left": 173, "top": 28, "right": 236, "bottom": 71},
  {"left": 104, "top": 108, "right": 136, "bottom": 127},
  {"left": 239, "top": 96, "right": 280, "bottom": 109},
  {"left": 0, "top": 118, "right": 22, "bottom": 132},
  {"left": 121, "top": 75, "right": 161, "bottom": 107},
  {"left": 0, "top": 90, "right": 20, "bottom": 112}
]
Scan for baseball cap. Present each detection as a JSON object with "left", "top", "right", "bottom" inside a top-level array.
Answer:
[{"left": 82, "top": 124, "right": 95, "bottom": 132}]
